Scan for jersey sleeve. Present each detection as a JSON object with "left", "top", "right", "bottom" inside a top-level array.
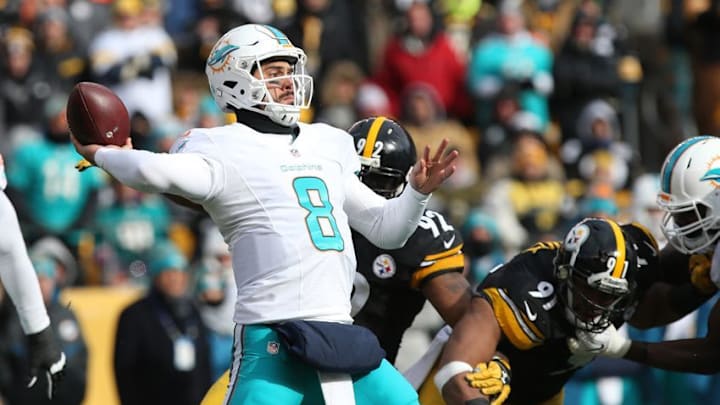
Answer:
[
  {"left": 400, "top": 210, "right": 465, "bottom": 289},
  {"left": 95, "top": 130, "right": 224, "bottom": 203},
  {"left": 475, "top": 249, "right": 559, "bottom": 350}
]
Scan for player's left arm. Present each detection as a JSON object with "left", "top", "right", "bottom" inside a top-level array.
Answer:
[
  {"left": 345, "top": 173, "right": 429, "bottom": 249},
  {"left": 345, "top": 137, "right": 457, "bottom": 249},
  {"left": 624, "top": 299, "right": 720, "bottom": 374},
  {"left": 630, "top": 248, "right": 715, "bottom": 329}
]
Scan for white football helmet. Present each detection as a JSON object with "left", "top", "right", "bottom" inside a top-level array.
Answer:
[
  {"left": 205, "top": 24, "right": 313, "bottom": 126},
  {"left": 657, "top": 135, "right": 720, "bottom": 254}
]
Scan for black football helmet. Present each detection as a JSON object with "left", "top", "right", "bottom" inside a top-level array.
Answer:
[
  {"left": 348, "top": 116, "right": 417, "bottom": 198},
  {"left": 554, "top": 218, "right": 639, "bottom": 333}
]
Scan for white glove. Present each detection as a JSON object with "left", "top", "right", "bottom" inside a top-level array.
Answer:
[
  {"left": 711, "top": 242, "right": 720, "bottom": 289},
  {"left": 567, "top": 324, "right": 631, "bottom": 359}
]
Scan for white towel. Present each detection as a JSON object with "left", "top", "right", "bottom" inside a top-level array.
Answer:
[
  {"left": 402, "top": 325, "right": 453, "bottom": 389},
  {"left": 318, "top": 371, "right": 356, "bottom": 405}
]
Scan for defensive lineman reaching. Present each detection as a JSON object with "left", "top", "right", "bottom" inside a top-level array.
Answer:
[
  {"left": 0, "top": 156, "right": 66, "bottom": 398},
  {"left": 567, "top": 136, "right": 720, "bottom": 374},
  {"left": 71, "top": 24, "right": 457, "bottom": 405}
]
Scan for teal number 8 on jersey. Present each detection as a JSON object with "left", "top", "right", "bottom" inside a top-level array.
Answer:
[{"left": 293, "top": 177, "right": 344, "bottom": 251}]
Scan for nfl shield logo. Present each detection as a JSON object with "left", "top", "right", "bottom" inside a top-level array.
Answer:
[
  {"left": 372, "top": 254, "right": 396, "bottom": 279},
  {"left": 267, "top": 341, "right": 280, "bottom": 355}
]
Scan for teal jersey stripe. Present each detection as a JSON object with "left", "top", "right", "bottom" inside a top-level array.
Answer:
[
  {"left": 263, "top": 25, "right": 290, "bottom": 45},
  {"left": 661, "top": 136, "right": 714, "bottom": 193}
]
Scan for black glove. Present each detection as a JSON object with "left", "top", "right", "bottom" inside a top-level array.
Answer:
[{"left": 27, "top": 326, "right": 66, "bottom": 399}]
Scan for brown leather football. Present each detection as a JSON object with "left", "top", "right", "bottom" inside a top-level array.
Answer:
[{"left": 66, "top": 82, "right": 130, "bottom": 146}]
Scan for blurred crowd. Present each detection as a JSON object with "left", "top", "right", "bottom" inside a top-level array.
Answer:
[{"left": 1, "top": 0, "right": 720, "bottom": 404}]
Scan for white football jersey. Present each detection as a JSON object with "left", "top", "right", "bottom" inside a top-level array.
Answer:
[{"left": 171, "top": 122, "right": 360, "bottom": 324}]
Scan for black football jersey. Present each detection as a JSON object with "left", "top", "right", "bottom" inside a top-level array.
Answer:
[
  {"left": 351, "top": 209, "right": 464, "bottom": 363},
  {"left": 475, "top": 223, "right": 659, "bottom": 404}
]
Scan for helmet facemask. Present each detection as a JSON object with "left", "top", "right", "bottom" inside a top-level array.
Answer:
[
  {"left": 243, "top": 55, "right": 313, "bottom": 125},
  {"left": 659, "top": 198, "right": 720, "bottom": 254},
  {"left": 358, "top": 156, "right": 409, "bottom": 199},
  {"left": 556, "top": 262, "right": 632, "bottom": 333}
]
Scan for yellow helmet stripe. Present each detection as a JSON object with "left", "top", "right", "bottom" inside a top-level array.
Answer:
[
  {"left": 608, "top": 220, "right": 626, "bottom": 278},
  {"left": 362, "top": 117, "right": 386, "bottom": 158},
  {"left": 629, "top": 221, "right": 659, "bottom": 251}
]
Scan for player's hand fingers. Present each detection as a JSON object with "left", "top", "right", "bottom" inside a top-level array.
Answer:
[
  {"left": 430, "top": 138, "right": 449, "bottom": 163},
  {"left": 490, "top": 384, "right": 511, "bottom": 405}
]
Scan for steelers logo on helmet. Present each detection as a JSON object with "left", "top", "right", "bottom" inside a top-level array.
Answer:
[
  {"left": 373, "top": 254, "right": 397, "bottom": 279},
  {"left": 348, "top": 117, "right": 417, "bottom": 198},
  {"left": 555, "top": 218, "right": 639, "bottom": 333},
  {"left": 657, "top": 135, "right": 720, "bottom": 254}
]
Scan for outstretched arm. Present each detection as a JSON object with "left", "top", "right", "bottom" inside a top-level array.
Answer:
[
  {"left": 624, "top": 300, "right": 720, "bottom": 374},
  {"left": 72, "top": 136, "right": 219, "bottom": 202},
  {"left": 436, "top": 296, "right": 502, "bottom": 404}
]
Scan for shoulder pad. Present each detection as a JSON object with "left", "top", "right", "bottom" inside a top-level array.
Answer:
[
  {"left": 407, "top": 210, "right": 464, "bottom": 288},
  {"left": 522, "top": 241, "right": 562, "bottom": 255},
  {"left": 621, "top": 222, "right": 660, "bottom": 273},
  {"left": 478, "top": 250, "right": 560, "bottom": 349}
]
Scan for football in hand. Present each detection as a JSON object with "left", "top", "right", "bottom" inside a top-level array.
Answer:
[{"left": 66, "top": 82, "right": 130, "bottom": 146}]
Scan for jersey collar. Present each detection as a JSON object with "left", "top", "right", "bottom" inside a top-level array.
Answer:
[{"left": 236, "top": 109, "right": 298, "bottom": 136}]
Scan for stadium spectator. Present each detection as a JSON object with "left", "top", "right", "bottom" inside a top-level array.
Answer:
[
  {"left": 373, "top": 0, "right": 471, "bottom": 120},
  {"left": 482, "top": 128, "right": 568, "bottom": 253},
  {"left": 92, "top": 177, "right": 172, "bottom": 285},
  {"left": 467, "top": 0, "right": 554, "bottom": 130},
  {"left": 0, "top": 27, "right": 54, "bottom": 136},
  {"left": 6, "top": 93, "right": 106, "bottom": 249},
  {"left": 34, "top": 7, "right": 88, "bottom": 93},
  {"left": 114, "top": 241, "right": 212, "bottom": 405},
  {"left": 551, "top": 7, "right": 621, "bottom": 142},
  {"left": 315, "top": 60, "right": 366, "bottom": 130},
  {"left": 88, "top": 0, "right": 177, "bottom": 124},
  {"left": 560, "top": 99, "right": 635, "bottom": 192}
]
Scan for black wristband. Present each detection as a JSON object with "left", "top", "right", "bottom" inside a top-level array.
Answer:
[{"left": 465, "top": 399, "right": 490, "bottom": 405}]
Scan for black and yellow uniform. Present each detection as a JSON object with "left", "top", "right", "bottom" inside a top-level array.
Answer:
[
  {"left": 478, "top": 223, "right": 659, "bottom": 404},
  {"left": 418, "top": 222, "right": 659, "bottom": 405},
  {"left": 352, "top": 209, "right": 464, "bottom": 363}
]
